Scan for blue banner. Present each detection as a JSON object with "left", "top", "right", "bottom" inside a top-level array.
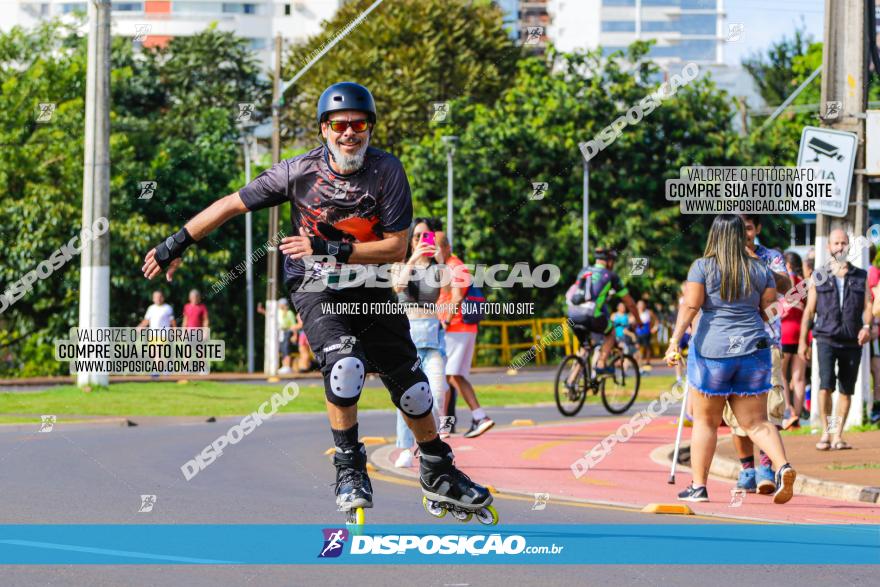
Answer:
[{"left": 0, "top": 525, "right": 876, "bottom": 565}]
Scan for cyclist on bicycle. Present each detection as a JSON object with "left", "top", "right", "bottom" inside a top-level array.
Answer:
[{"left": 566, "top": 247, "right": 643, "bottom": 374}]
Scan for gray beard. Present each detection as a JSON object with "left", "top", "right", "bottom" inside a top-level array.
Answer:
[{"left": 327, "top": 136, "right": 369, "bottom": 173}]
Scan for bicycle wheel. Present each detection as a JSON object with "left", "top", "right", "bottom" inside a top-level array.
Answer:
[
  {"left": 601, "top": 353, "right": 640, "bottom": 414},
  {"left": 554, "top": 354, "right": 588, "bottom": 417}
]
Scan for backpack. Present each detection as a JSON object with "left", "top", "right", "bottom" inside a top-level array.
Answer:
[{"left": 461, "top": 285, "right": 486, "bottom": 325}]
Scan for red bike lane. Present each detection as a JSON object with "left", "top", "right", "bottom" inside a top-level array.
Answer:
[{"left": 438, "top": 415, "right": 880, "bottom": 524}]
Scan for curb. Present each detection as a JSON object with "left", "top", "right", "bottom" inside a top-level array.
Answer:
[
  {"left": 651, "top": 441, "right": 879, "bottom": 504},
  {"left": 0, "top": 417, "right": 131, "bottom": 433},
  {"left": 368, "top": 436, "right": 772, "bottom": 523}
]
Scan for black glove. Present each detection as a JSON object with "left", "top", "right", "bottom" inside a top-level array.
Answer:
[
  {"left": 154, "top": 227, "right": 195, "bottom": 269},
  {"left": 309, "top": 236, "right": 353, "bottom": 264},
  {"left": 570, "top": 290, "right": 586, "bottom": 305}
]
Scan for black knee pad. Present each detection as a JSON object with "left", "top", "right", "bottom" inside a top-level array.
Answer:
[
  {"left": 382, "top": 358, "right": 433, "bottom": 419},
  {"left": 321, "top": 336, "right": 366, "bottom": 407}
]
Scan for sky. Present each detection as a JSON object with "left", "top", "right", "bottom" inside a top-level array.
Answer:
[{"left": 724, "top": 0, "right": 825, "bottom": 66}]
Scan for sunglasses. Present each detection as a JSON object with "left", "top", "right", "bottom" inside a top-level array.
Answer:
[{"left": 326, "top": 119, "right": 371, "bottom": 133}]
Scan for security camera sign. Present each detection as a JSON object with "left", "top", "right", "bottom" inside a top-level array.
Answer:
[{"left": 796, "top": 126, "right": 857, "bottom": 217}]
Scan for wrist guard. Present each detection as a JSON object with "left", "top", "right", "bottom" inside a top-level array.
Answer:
[
  {"left": 154, "top": 227, "right": 195, "bottom": 269},
  {"left": 309, "top": 236, "right": 353, "bottom": 263}
]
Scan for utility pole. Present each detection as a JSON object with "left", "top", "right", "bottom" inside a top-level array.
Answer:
[
  {"left": 242, "top": 132, "right": 255, "bottom": 373},
  {"left": 442, "top": 136, "right": 458, "bottom": 246},
  {"left": 811, "top": 0, "right": 869, "bottom": 428},
  {"left": 582, "top": 158, "right": 590, "bottom": 267},
  {"left": 263, "top": 34, "right": 282, "bottom": 376},
  {"left": 77, "top": 0, "right": 111, "bottom": 388}
]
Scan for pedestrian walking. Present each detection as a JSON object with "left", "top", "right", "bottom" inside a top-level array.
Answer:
[
  {"left": 801, "top": 229, "right": 871, "bottom": 451},
  {"left": 780, "top": 252, "right": 806, "bottom": 429},
  {"left": 391, "top": 218, "right": 451, "bottom": 467},
  {"left": 436, "top": 233, "right": 494, "bottom": 438},
  {"left": 665, "top": 214, "right": 796, "bottom": 504}
]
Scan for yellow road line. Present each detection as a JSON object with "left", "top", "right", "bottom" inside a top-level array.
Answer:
[{"left": 520, "top": 436, "right": 600, "bottom": 461}]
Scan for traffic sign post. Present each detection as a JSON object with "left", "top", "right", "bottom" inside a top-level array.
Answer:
[{"left": 796, "top": 126, "right": 857, "bottom": 218}]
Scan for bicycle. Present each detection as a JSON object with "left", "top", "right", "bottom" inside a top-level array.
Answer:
[{"left": 554, "top": 324, "right": 640, "bottom": 416}]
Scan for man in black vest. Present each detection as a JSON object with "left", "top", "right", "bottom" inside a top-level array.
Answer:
[{"left": 799, "top": 229, "right": 872, "bottom": 451}]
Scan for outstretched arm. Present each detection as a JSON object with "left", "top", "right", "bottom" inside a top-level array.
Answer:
[{"left": 142, "top": 192, "right": 249, "bottom": 281}]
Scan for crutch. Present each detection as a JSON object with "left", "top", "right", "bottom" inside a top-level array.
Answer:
[{"left": 668, "top": 357, "right": 688, "bottom": 485}]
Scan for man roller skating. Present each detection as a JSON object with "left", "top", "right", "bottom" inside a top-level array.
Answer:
[{"left": 140, "top": 82, "right": 496, "bottom": 525}]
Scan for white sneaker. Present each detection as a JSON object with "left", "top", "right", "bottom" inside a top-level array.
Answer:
[
  {"left": 278, "top": 366, "right": 292, "bottom": 374},
  {"left": 394, "top": 448, "right": 414, "bottom": 468}
]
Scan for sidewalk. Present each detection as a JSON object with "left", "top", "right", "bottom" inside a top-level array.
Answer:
[
  {"left": 0, "top": 366, "right": 516, "bottom": 387},
  {"left": 375, "top": 415, "right": 880, "bottom": 524}
]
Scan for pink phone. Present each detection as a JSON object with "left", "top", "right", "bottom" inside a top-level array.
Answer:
[{"left": 421, "top": 231, "right": 435, "bottom": 255}]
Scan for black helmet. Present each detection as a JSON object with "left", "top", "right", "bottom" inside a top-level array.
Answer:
[
  {"left": 594, "top": 247, "right": 618, "bottom": 261},
  {"left": 316, "top": 82, "right": 377, "bottom": 126}
]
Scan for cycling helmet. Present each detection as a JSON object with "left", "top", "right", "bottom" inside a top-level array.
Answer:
[
  {"left": 594, "top": 247, "right": 619, "bottom": 261},
  {"left": 316, "top": 82, "right": 377, "bottom": 126}
]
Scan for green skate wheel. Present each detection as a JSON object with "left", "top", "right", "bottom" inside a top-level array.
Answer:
[
  {"left": 476, "top": 505, "right": 499, "bottom": 526},
  {"left": 451, "top": 509, "right": 472, "bottom": 522},
  {"left": 422, "top": 496, "right": 446, "bottom": 518},
  {"left": 345, "top": 507, "right": 365, "bottom": 526}
]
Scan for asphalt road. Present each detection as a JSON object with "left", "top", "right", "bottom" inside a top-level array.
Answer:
[{"left": 0, "top": 404, "right": 872, "bottom": 586}]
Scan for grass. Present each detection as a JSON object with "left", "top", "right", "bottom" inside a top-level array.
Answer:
[
  {"left": 781, "top": 423, "right": 880, "bottom": 437},
  {"left": 0, "top": 375, "right": 678, "bottom": 418},
  {"left": 826, "top": 462, "right": 880, "bottom": 471}
]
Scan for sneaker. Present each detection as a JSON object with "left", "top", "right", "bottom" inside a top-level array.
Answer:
[
  {"left": 773, "top": 464, "right": 797, "bottom": 504},
  {"left": 394, "top": 448, "right": 413, "bottom": 468},
  {"left": 594, "top": 366, "right": 615, "bottom": 376},
  {"left": 278, "top": 366, "right": 292, "bottom": 374},
  {"left": 736, "top": 468, "right": 757, "bottom": 493},
  {"left": 677, "top": 484, "right": 709, "bottom": 502},
  {"left": 756, "top": 464, "right": 776, "bottom": 494},
  {"left": 463, "top": 417, "right": 495, "bottom": 439},
  {"left": 438, "top": 430, "right": 451, "bottom": 440}
]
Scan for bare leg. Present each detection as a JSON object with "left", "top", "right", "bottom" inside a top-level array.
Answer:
[
  {"left": 732, "top": 433, "right": 753, "bottom": 460},
  {"left": 400, "top": 412, "right": 440, "bottom": 443},
  {"left": 597, "top": 334, "right": 615, "bottom": 369},
  {"left": 786, "top": 353, "right": 807, "bottom": 427},
  {"left": 689, "top": 390, "right": 727, "bottom": 486},
  {"left": 831, "top": 393, "right": 852, "bottom": 446},
  {"left": 448, "top": 375, "right": 481, "bottom": 410},
  {"left": 780, "top": 353, "right": 793, "bottom": 416},
  {"left": 728, "top": 394, "right": 788, "bottom": 469},
  {"left": 326, "top": 401, "right": 357, "bottom": 430},
  {"left": 818, "top": 388, "right": 834, "bottom": 445}
]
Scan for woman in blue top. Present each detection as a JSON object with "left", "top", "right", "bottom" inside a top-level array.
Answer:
[{"left": 665, "top": 215, "right": 796, "bottom": 504}]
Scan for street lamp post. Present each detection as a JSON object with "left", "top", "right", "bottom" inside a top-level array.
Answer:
[
  {"left": 441, "top": 136, "right": 458, "bottom": 245},
  {"left": 582, "top": 156, "right": 590, "bottom": 267},
  {"left": 240, "top": 130, "right": 256, "bottom": 374}
]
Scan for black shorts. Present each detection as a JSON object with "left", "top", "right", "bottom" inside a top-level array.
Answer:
[
  {"left": 781, "top": 343, "right": 799, "bottom": 355},
  {"left": 636, "top": 333, "right": 651, "bottom": 348},
  {"left": 289, "top": 280, "right": 419, "bottom": 380},
  {"left": 816, "top": 341, "right": 861, "bottom": 395},
  {"left": 572, "top": 315, "right": 611, "bottom": 344}
]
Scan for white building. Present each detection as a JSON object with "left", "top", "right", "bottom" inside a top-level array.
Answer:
[
  {"left": 547, "top": 0, "right": 725, "bottom": 68},
  {"left": 546, "top": 0, "right": 765, "bottom": 123},
  {"left": 1, "top": 1, "right": 350, "bottom": 68}
]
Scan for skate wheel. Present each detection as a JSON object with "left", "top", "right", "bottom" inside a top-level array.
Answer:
[
  {"left": 451, "top": 509, "right": 472, "bottom": 522},
  {"left": 422, "top": 496, "right": 447, "bottom": 518},
  {"left": 475, "top": 505, "right": 499, "bottom": 526},
  {"left": 345, "top": 507, "right": 365, "bottom": 526}
]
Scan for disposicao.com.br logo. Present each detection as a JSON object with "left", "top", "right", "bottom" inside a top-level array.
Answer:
[{"left": 319, "top": 530, "right": 564, "bottom": 557}]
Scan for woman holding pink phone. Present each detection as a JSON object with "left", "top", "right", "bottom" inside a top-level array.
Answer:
[{"left": 391, "top": 218, "right": 451, "bottom": 467}]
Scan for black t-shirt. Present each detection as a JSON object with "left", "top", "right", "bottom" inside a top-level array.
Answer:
[{"left": 238, "top": 145, "right": 413, "bottom": 287}]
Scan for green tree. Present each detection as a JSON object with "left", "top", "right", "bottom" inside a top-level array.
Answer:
[
  {"left": 401, "top": 42, "right": 743, "bottom": 319},
  {"left": 280, "top": 0, "right": 519, "bottom": 151},
  {"left": 742, "top": 26, "right": 813, "bottom": 107},
  {"left": 0, "top": 21, "right": 271, "bottom": 375}
]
